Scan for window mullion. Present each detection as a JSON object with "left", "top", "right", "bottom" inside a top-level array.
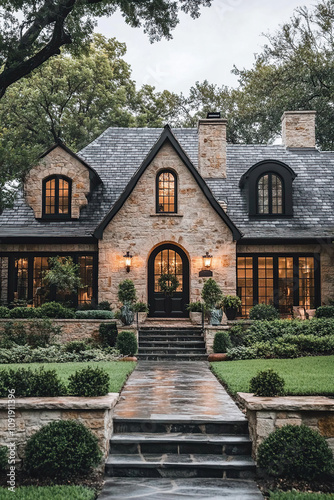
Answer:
[{"left": 268, "top": 173, "right": 273, "bottom": 214}]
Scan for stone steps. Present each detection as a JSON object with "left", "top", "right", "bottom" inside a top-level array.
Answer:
[{"left": 139, "top": 340, "right": 206, "bottom": 348}]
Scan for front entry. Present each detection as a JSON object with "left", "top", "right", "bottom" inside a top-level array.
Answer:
[{"left": 148, "top": 244, "right": 189, "bottom": 318}]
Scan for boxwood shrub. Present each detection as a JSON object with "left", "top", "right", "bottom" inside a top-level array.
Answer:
[
  {"left": 258, "top": 424, "right": 334, "bottom": 480},
  {"left": 37, "top": 302, "right": 75, "bottom": 319},
  {"left": 213, "top": 331, "right": 232, "bottom": 353},
  {"left": 24, "top": 420, "right": 102, "bottom": 479},
  {"left": 249, "top": 369, "right": 285, "bottom": 396},
  {"left": 316, "top": 305, "right": 334, "bottom": 318},
  {"left": 9, "top": 307, "right": 40, "bottom": 319},
  {"left": 0, "top": 367, "right": 66, "bottom": 397},
  {"left": 68, "top": 366, "right": 110, "bottom": 396},
  {"left": 116, "top": 331, "right": 138, "bottom": 356},
  {"left": 249, "top": 303, "right": 279, "bottom": 320},
  {"left": 0, "top": 306, "right": 9, "bottom": 318},
  {"left": 75, "top": 310, "right": 114, "bottom": 319},
  {"left": 99, "top": 322, "right": 118, "bottom": 347}
]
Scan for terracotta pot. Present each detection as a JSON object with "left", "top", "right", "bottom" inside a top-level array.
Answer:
[
  {"left": 208, "top": 353, "right": 227, "bottom": 362},
  {"left": 121, "top": 356, "right": 138, "bottom": 362}
]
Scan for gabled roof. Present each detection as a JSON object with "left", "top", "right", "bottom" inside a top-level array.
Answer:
[
  {"left": 93, "top": 125, "right": 242, "bottom": 240},
  {"left": 40, "top": 142, "right": 102, "bottom": 187}
]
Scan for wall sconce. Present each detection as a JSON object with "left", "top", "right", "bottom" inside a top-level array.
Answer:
[
  {"left": 199, "top": 252, "right": 213, "bottom": 277},
  {"left": 124, "top": 251, "right": 132, "bottom": 272},
  {"left": 203, "top": 251, "right": 213, "bottom": 268}
]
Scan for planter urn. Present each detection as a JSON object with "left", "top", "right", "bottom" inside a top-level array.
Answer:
[
  {"left": 210, "top": 308, "right": 223, "bottom": 325},
  {"left": 137, "top": 312, "right": 147, "bottom": 325},
  {"left": 224, "top": 307, "right": 238, "bottom": 321},
  {"left": 190, "top": 311, "right": 202, "bottom": 325}
]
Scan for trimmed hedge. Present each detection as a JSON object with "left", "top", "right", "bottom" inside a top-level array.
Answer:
[
  {"left": 0, "top": 344, "right": 119, "bottom": 363},
  {"left": 24, "top": 420, "right": 102, "bottom": 479},
  {"left": 213, "top": 331, "right": 232, "bottom": 353},
  {"left": 316, "top": 305, "right": 334, "bottom": 318},
  {"left": 99, "top": 322, "right": 118, "bottom": 347},
  {"left": 258, "top": 424, "right": 334, "bottom": 480},
  {"left": 249, "top": 369, "right": 285, "bottom": 396},
  {"left": 116, "top": 331, "right": 138, "bottom": 356},
  {"left": 75, "top": 310, "right": 114, "bottom": 319},
  {"left": 249, "top": 303, "right": 279, "bottom": 320},
  {"left": 38, "top": 302, "right": 75, "bottom": 319},
  {"left": 0, "top": 367, "right": 66, "bottom": 397}
]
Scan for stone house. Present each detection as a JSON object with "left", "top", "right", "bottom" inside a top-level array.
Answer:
[{"left": 0, "top": 111, "right": 333, "bottom": 318}]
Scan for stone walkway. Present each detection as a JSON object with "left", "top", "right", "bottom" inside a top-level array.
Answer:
[{"left": 100, "top": 362, "right": 263, "bottom": 499}]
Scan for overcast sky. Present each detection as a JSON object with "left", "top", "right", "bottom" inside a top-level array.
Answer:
[{"left": 96, "top": 0, "right": 315, "bottom": 94}]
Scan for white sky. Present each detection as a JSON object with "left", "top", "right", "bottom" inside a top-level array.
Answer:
[{"left": 96, "top": 0, "right": 316, "bottom": 94}]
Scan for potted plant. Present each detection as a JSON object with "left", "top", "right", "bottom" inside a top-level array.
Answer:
[
  {"left": 117, "top": 279, "right": 136, "bottom": 325},
  {"left": 133, "top": 301, "right": 149, "bottom": 325},
  {"left": 201, "top": 278, "right": 223, "bottom": 326},
  {"left": 186, "top": 301, "right": 204, "bottom": 325},
  {"left": 222, "top": 295, "right": 241, "bottom": 320}
]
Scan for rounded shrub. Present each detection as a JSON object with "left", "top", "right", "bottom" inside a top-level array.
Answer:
[
  {"left": 213, "top": 331, "right": 232, "bottom": 353},
  {"left": 24, "top": 420, "right": 102, "bottom": 479},
  {"left": 0, "top": 367, "right": 66, "bottom": 397},
  {"left": 249, "top": 369, "right": 285, "bottom": 396},
  {"left": 31, "top": 367, "right": 67, "bottom": 397},
  {"left": 64, "top": 340, "right": 88, "bottom": 353},
  {"left": 38, "top": 301, "right": 75, "bottom": 319},
  {"left": 0, "top": 446, "right": 8, "bottom": 472},
  {"left": 258, "top": 424, "right": 334, "bottom": 480},
  {"left": 99, "top": 322, "right": 118, "bottom": 347},
  {"left": 316, "top": 305, "right": 334, "bottom": 318},
  {"left": 249, "top": 303, "right": 279, "bottom": 320},
  {"left": 0, "top": 306, "right": 9, "bottom": 318},
  {"left": 9, "top": 307, "right": 39, "bottom": 319},
  {"left": 68, "top": 366, "right": 110, "bottom": 396},
  {"left": 116, "top": 330, "right": 138, "bottom": 356},
  {"left": 75, "top": 310, "right": 114, "bottom": 319},
  {"left": 98, "top": 301, "right": 112, "bottom": 311}
]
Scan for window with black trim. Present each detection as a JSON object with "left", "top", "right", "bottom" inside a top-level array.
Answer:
[
  {"left": 239, "top": 160, "right": 296, "bottom": 217},
  {"left": 42, "top": 175, "right": 71, "bottom": 218},
  {"left": 156, "top": 170, "right": 177, "bottom": 213},
  {"left": 257, "top": 172, "right": 283, "bottom": 214}
]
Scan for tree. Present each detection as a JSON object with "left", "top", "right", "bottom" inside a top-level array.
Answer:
[
  {"left": 232, "top": 0, "right": 334, "bottom": 149},
  {"left": 0, "top": 0, "right": 211, "bottom": 98}
]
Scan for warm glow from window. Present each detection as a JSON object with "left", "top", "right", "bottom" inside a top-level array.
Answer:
[{"left": 157, "top": 171, "right": 176, "bottom": 213}]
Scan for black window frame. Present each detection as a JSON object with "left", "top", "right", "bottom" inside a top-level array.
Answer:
[
  {"left": 239, "top": 160, "right": 296, "bottom": 218},
  {"left": 236, "top": 252, "right": 321, "bottom": 317},
  {"left": 2, "top": 252, "right": 98, "bottom": 308},
  {"left": 42, "top": 175, "right": 72, "bottom": 219},
  {"left": 256, "top": 172, "right": 285, "bottom": 215},
  {"left": 156, "top": 169, "right": 178, "bottom": 214}
]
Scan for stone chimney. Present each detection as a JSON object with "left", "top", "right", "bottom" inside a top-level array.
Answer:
[
  {"left": 198, "top": 113, "right": 227, "bottom": 178},
  {"left": 281, "top": 111, "right": 316, "bottom": 148}
]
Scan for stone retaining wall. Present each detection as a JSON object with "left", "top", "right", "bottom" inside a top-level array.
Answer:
[
  {"left": 0, "top": 393, "right": 119, "bottom": 470},
  {"left": 238, "top": 393, "right": 334, "bottom": 459},
  {"left": 0, "top": 319, "right": 137, "bottom": 344},
  {"left": 204, "top": 321, "right": 253, "bottom": 354}
]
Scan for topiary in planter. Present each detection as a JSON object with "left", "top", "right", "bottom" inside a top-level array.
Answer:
[
  {"left": 213, "top": 331, "right": 232, "bottom": 353},
  {"left": 68, "top": 366, "right": 110, "bottom": 396},
  {"left": 99, "top": 322, "right": 118, "bottom": 347},
  {"left": 24, "top": 420, "right": 102, "bottom": 479},
  {"left": 249, "top": 369, "right": 285, "bottom": 396},
  {"left": 258, "top": 424, "right": 334, "bottom": 480},
  {"left": 249, "top": 303, "right": 279, "bottom": 320},
  {"left": 116, "top": 331, "right": 138, "bottom": 356}
]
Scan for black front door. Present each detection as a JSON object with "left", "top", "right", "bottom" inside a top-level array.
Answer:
[{"left": 148, "top": 244, "right": 189, "bottom": 318}]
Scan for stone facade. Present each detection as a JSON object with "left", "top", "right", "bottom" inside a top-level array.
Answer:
[
  {"left": 24, "top": 146, "right": 91, "bottom": 219},
  {"left": 198, "top": 118, "right": 227, "bottom": 178},
  {"left": 281, "top": 111, "right": 316, "bottom": 148},
  {"left": 98, "top": 142, "right": 236, "bottom": 307},
  {"left": 0, "top": 394, "right": 118, "bottom": 469},
  {"left": 238, "top": 393, "right": 334, "bottom": 458},
  {"left": 238, "top": 243, "right": 334, "bottom": 305}
]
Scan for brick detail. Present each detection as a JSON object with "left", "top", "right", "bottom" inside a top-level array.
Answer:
[
  {"left": 24, "top": 146, "right": 91, "bottom": 219},
  {"left": 281, "top": 111, "right": 316, "bottom": 148},
  {"left": 198, "top": 119, "right": 227, "bottom": 178}
]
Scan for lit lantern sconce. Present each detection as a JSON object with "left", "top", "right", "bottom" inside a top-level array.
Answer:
[
  {"left": 124, "top": 251, "right": 132, "bottom": 273},
  {"left": 199, "top": 252, "right": 213, "bottom": 277}
]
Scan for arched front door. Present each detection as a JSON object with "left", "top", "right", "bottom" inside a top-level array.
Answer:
[{"left": 148, "top": 244, "right": 189, "bottom": 318}]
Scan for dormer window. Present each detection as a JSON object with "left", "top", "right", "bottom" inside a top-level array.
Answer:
[
  {"left": 239, "top": 160, "right": 296, "bottom": 217},
  {"left": 156, "top": 170, "right": 177, "bottom": 213},
  {"left": 257, "top": 173, "right": 283, "bottom": 214},
  {"left": 42, "top": 175, "right": 71, "bottom": 218}
]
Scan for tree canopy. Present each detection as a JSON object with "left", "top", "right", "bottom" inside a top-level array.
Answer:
[{"left": 0, "top": 0, "right": 211, "bottom": 98}]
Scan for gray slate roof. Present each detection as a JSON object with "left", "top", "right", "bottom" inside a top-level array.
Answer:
[{"left": 0, "top": 127, "right": 333, "bottom": 240}]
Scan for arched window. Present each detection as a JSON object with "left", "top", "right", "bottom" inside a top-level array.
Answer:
[
  {"left": 42, "top": 175, "right": 71, "bottom": 218},
  {"left": 239, "top": 160, "right": 296, "bottom": 217},
  {"left": 257, "top": 173, "right": 283, "bottom": 214},
  {"left": 156, "top": 170, "right": 177, "bottom": 213}
]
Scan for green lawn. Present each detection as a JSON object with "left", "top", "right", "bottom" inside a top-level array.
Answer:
[
  {"left": 0, "top": 361, "right": 136, "bottom": 393},
  {"left": 211, "top": 356, "right": 334, "bottom": 396},
  {"left": 0, "top": 485, "right": 96, "bottom": 499},
  {"left": 269, "top": 493, "right": 334, "bottom": 500}
]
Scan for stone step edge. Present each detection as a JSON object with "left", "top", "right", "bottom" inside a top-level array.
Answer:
[
  {"left": 113, "top": 418, "right": 248, "bottom": 424},
  {"left": 106, "top": 457, "right": 256, "bottom": 470},
  {"left": 110, "top": 435, "right": 252, "bottom": 444}
]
